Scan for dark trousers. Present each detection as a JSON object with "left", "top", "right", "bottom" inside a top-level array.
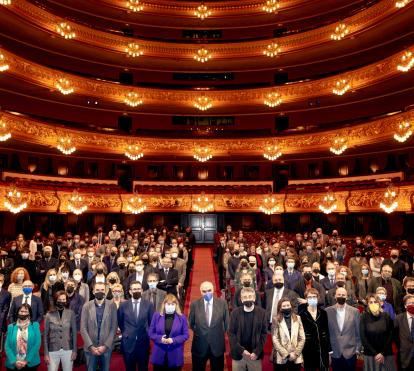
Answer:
[
  {"left": 123, "top": 342, "right": 149, "bottom": 371},
  {"left": 218, "top": 265, "right": 225, "bottom": 290},
  {"left": 331, "top": 354, "right": 356, "bottom": 371},
  {"left": 192, "top": 346, "right": 224, "bottom": 371},
  {"left": 273, "top": 361, "right": 301, "bottom": 371},
  {"left": 153, "top": 366, "right": 181, "bottom": 371}
]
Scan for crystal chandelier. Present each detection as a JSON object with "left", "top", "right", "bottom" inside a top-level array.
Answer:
[
  {"left": 4, "top": 187, "right": 27, "bottom": 214},
  {"left": 125, "top": 43, "right": 144, "bottom": 57},
  {"left": 332, "top": 79, "right": 350, "bottom": 95},
  {"left": 57, "top": 138, "right": 76, "bottom": 155},
  {"left": 55, "top": 78, "right": 74, "bottom": 95},
  {"left": 263, "top": 42, "right": 281, "bottom": 57},
  {"left": 194, "top": 97, "right": 212, "bottom": 111},
  {"left": 393, "top": 121, "right": 412, "bottom": 142},
  {"left": 330, "top": 138, "right": 347, "bottom": 155},
  {"left": 56, "top": 22, "right": 76, "bottom": 39},
  {"left": 0, "top": 53, "right": 9, "bottom": 72},
  {"left": 259, "top": 194, "right": 280, "bottom": 215},
  {"left": 193, "top": 147, "right": 213, "bottom": 162},
  {"left": 380, "top": 184, "right": 398, "bottom": 213},
  {"left": 194, "top": 3, "right": 211, "bottom": 20},
  {"left": 192, "top": 192, "right": 214, "bottom": 213},
  {"left": 262, "top": 0, "right": 280, "bottom": 13},
  {"left": 67, "top": 190, "right": 87, "bottom": 215},
  {"left": 194, "top": 48, "right": 211, "bottom": 63},
  {"left": 264, "top": 92, "right": 282, "bottom": 107},
  {"left": 124, "top": 92, "right": 143, "bottom": 107},
  {"left": 0, "top": 121, "right": 11, "bottom": 141},
  {"left": 330, "top": 23, "right": 349, "bottom": 41},
  {"left": 397, "top": 51, "right": 414, "bottom": 72},
  {"left": 125, "top": 145, "right": 144, "bottom": 160},
  {"left": 395, "top": 0, "right": 411, "bottom": 8},
  {"left": 263, "top": 145, "right": 282, "bottom": 161},
  {"left": 319, "top": 192, "right": 337, "bottom": 214},
  {"left": 0, "top": 1, "right": 12, "bottom": 5},
  {"left": 125, "top": 194, "right": 147, "bottom": 214},
  {"left": 126, "top": 0, "right": 144, "bottom": 12}
]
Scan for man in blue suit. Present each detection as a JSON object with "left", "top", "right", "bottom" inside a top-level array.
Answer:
[
  {"left": 118, "top": 280, "right": 154, "bottom": 371},
  {"left": 8, "top": 280, "right": 43, "bottom": 323},
  {"left": 283, "top": 257, "right": 301, "bottom": 290}
]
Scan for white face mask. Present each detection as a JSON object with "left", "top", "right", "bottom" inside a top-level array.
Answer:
[
  {"left": 22, "top": 253, "right": 29, "bottom": 259},
  {"left": 287, "top": 262, "right": 295, "bottom": 269},
  {"left": 127, "top": 257, "right": 133, "bottom": 262},
  {"left": 49, "top": 275, "right": 57, "bottom": 283},
  {"left": 75, "top": 254, "right": 81, "bottom": 260},
  {"left": 87, "top": 252, "right": 94, "bottom": 258},
  {"left": 73, "top": 275, "right": 82, "bottom": 282},
  {"left": 268, "top": 260, "right": 276, "bottom": 266},
  {"left": 95, "top": 276, "right": 105, "bottom": 283},
  {"left": 171, "top": 253, "right": 178, "bottom": 259},
  {"left": 327, "top": 269, "right": 336, "bottom": 277},
  {"left": 165, "top": 304, "right": 176, "bottom": 314},
  {"left": 136, "top": 266, "right": 144, "bottom": 272},
  {"left": 61, "top": 272, "right": 69, "bottom": 279}
]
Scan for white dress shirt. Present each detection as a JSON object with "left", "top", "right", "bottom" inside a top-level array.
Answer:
[
  {"left": 270, "top": 288, "right": 283, "bottom": 323},
  {"left": 204, "top": 297, "right": 213, "bottom": 326},
  {"left": 336, "top": 305, "right": 346, "bottom": 332}
]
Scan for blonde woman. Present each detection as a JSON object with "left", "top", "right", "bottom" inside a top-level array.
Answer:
[
  {"left": 40, "top": 269, "right": 64, "bottom": 313},
  {"left": 110, "top": 283, "right": 125, "bottom": 308},
  {"left": 72, "top": 269, "right": 89, "bottom": 302},
  {"left": 8, "top": 268, "right": 30, "bottom": 299},
  {"left": 357, "top": 263, "right": 372, "bottom": 305},
  {"left": 105, "top": 271, "right": 120, "bottom": 300}
]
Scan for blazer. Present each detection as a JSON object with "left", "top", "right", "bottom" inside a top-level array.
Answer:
[
  {"left": 44, "top": 308, "right": 77, "bottom": 355},
  {"left": 5, "top": 321, "right": 41, "bottom": 369},
  {"left": 172, "top": 258, "right": 187, "bottom": 286},
  {"left": 80, "top": 299, "right": 118, "bottom": 351},
  {"left": 8, "top": 294, "right": 43, "bottom": 323},
  {"left": 367, "top": 276, "right": 403, "bottom": 313},
  {"left": 263, "top": 287, "right": 299, "bottom": 325},
  {"left": 189, "top": 297, "right": 229, "bottom": 357},
  {"left": 233, "top": 288, "right": 260, "bottom": 308},
  {"left": 320, "top": 276, "right": 337, "bottom": 292},
  {"left": 102, "top": 255, "right": 118, "bottom": 273},
  {"left": 294, "top": 278, "right": 326, "bottom": 311},
  {"left": 118, "top": 298, "right": 154, "bottom": 353},
  {"left": 394, "top": 312, "right": 414, "bottom": 369},
  {"left": 68, "top": 292, "right": 85, "bottom": 330},
  {"left": 123, "top": 272, "right": 149, "bottom": 297},
  {"left": 142, "top": 288, "right": 166, "bottom": 312},
  {"left": 0, "top": 288, "right": 11, "bottom": 332},
  {"left": 271, "top": 316, "right": 305, "bottom": 364},
  {"left": 326, "top": 304, "right": 361, "bottom": 359},
  {"left": 157, "top": 268, "right": 179, "bottom": 296},
  {"left": 69, "top": 258, "right": 89, "bottom": 281},
  {"left": 149, "top": 312, "right": 189, "bottom": 367},
  {"left": 325, "top": 286, "right": 358, "bottom": 308},
  {"left": 283, "top": 270, "right": 302, "bottom": 291}
]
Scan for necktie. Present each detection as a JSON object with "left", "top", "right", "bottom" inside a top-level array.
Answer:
[
  {"left": 76, "top": 260, "right": 80, "bottom": 268},
  {"left": 205, "top": 302, "right": 210, "bottom": 327},
  {"left": 24, "top": 296, "right": 29, "bottom": 304},
  {"left": 165, "top": 269, "right": 169, "bottom": 277}
]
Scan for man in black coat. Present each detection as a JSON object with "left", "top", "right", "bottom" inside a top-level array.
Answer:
[
  {"left": 157, "top": 257, "right": 178, "bottom": 296},
  {"left": 65, "top": 278, "right": 84, "bottom": 330},
  {"left": 36, "top": 245, "right": 59, "bottom": 283},
  {"left": 294, "top": 264, "right": 325, "bottom": 313},
  {"left": 394, "top": 294, "right": 414, "bottom": 371},
  {"left": 68, "top": 248, "right": 89, "bottom": 281},
  {"left": 381, "top": 248, "right": 407, "bottom": 283},
  {"left": 8, "top": 280, "right": 43, "bottom": 323}
]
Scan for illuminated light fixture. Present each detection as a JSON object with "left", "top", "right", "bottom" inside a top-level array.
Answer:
[
  {"left": 67, "top": 190, "right": 87, "bottom": 215},
  {"left": 126, "top": 0, "right": 143, "bottom": 12},
  {"left": 264, "top": 92, "right": 282, "bottom": 107},
  {"left": 124, "top": 92, "right": 143, "bottom": 107},
  {"left": 318, "top": 192, "right": 337, "bottom": 214},
  {"left": 124, "top": 145, "right": 144, "bottom": 160},
  {"left": 397, "top": 51, "right": 414, "bottom": 72},
  {"left": 125, "top": 194, "right": 147, "bottom": 214},
  {"left": 0, "top": 121, "right": 11, "bottom": 142},
  {"left": 263, "top": 42, "right": 281, "bottom": 58},
  {"left": 4, "top": 186, "right": 27, "bottom": 214},
  {"left": 0, "top": 53, "right": 9, "bottom": 72},
  {"left": 393, "top": 121, "right": 412, "bottom": 142},
  {"left": 329, "top": 138, "right": 348, "bottom": 155},
  {"left": 55, "top": 78, "right": 74, "bottom": 95},
  {"left": 0, "top": 1, "right": 12, "bottom": 5},
  {"left": 125, "top": 43, "right": 143, "bottom": 57},
  {"left": 395, "top": 0, "right": 411, "bottom": 8},
  {"left": 56, "top": 22, "right": 75, "bottom": 39},
  {"left": 330, "top": 23, "right": 349, "bottom": 41},
  {"left": 259, "top": 194, "right": 280, "bottom": 215},
  {"left": 263, "top": 145, "right": 282, "bottom": 161},
  {"left": 194, "top": 48, "right": 211, "bottom": 63},
  {"left": 194, "top": 97, "right": 212, "bottom": 111},
  {"left": 192, "top": 192, "right": 214, "bottom": 213},
  {"left": 332, "top": 79, "right": 351, "bottom": 95},
  {"left": 57, "top": 137, "right": 76, "bottom": 155},
  {"left": 194, "top": 3, "right": 211, "bottom": 20},
  {"left": 262, "top": 0, "right": 280, "bottom": 13},
  {"left": 380, "top": 184, "right": 398, "bottom": 213},
  {"left": 193, "top": 147, "right": 213, "bottom": 162}
]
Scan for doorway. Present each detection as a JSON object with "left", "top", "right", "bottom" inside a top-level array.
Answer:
[{"left": 187, "top": 214, "right": 217, "bottom": 244}]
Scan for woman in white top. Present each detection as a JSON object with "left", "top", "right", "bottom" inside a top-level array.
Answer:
[{"left": 369, "top": 249, "right": 384, "bottom": 278}]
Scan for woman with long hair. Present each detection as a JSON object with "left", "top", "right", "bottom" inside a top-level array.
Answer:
[{"left": 40, "top": 269, "right": 64, "bottom": 312}]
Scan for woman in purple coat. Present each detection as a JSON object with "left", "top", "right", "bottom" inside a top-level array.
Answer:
[{"left": 149, "top": 294, "right": 189, "bottom": 371}]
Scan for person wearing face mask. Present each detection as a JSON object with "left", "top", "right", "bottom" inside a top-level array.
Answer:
[
  {"left": 283, "top": 258, "right": 301, "bottom": 291},
  {"left": 7, "top": 241, "right": 21, "bottom": 265},
  {"left": 105, "top": 272, "right": 121, "bottom": 300},
  {"left": 149, "top": 294, "right": 189, "bottom": 371},
  {"left": 118, "top": 281, "right": 154, "bottom": 371},
  {"left": 124, "top": 259, "right": 149, "bottom": 298},
  {"left": 108, "top": 224, "right": 121, "bottom": 246},
  {"left": 17, "top": 249, "right": 37, "bottom": 285},
  {"left": 41, "top": 268, "right": 65, "bottom": 313},
  {"left": 170, "top": 248, "right": 187, "bottom": 292},
  {"left": 224, "top": 225, "right": 234, "bottom": 243},
  {"left": 8, "top": 268, "right": 30, "bottom": 299},
  {"left": 110, "top": 283, "right": 125, "bottom": 310},
  {"left": 320, "top": 262, "right": 338, "bottom": 292},
  {"left": 348, "top": 249, "right": 367, "bottom": 280},
  {"left": 80, "top": 282, "right": 118, "bottom": 371},
  {"left": 157, "top": 257, "right": 178, "bottom": 297},
  {"left": 43, "top": 291, "right": 77, "bottom": 371},
  {"left": 228, "top": 245, "right": 242, "bottom": 282},
  {"left": 311, "top": 262, "right": 325, "bottom": 283},
  {"left": 5, "top": 303, "right": 41, "bottom": 371},
  {"left": 294, "top": 265, "right": 325, "bottom": 312},
  {"left": 0, "top": 249, "right": 14, "bottom": 285},
  {"left": 0, "top": 273, "right": 11, "bottom": 343},
  {"left": 394, "top": 294, "right": 414, "bottom": 371},
  {"left": 360, "top": 294, "right": 396, "bottom": 370},
  {"left": 8, "top": 280, "right": 43, "bottom": 324},
  {"left": 29, "top": 232, "right": 44, "bottom": 257},
  {"left": 325, "top": 273, "right": 357, "bottom": 308},
  {"left": 381, "top": 248, "right": 406, "bottom": 283},
  {"left": 142, "top": 273, "right": 166, "bottom": 312},
  {"left": 64, "top": 278, "right": 84, "bottom": 330},
  {"left": 403, "top": 276, "right": 414, "bottom": 296},
  {"left": 233, "top": 273, "right": 260, "bottom": 308},
  {"left": 112, "top": 256, "right": 128, "bottom": 282},
  {"left": 215, "top": 237, "right": 227, "bottom": 290},
  {"left": 375, "top": 286, "right": 395, "bottom": 320},
  {"left": 102, "top": 246, "right": 119, "bottom": 273},
  {"left": 398, "top": 241, "right": 413, "bottom": 272},
  {"left": 89, "top": 263, "right": 107, "bottom": 300},
  {"left": 369, "top": 248, "right": 384, "bottom": 278},
  {"left": 72, "top": 269, "right": 89, "bottom": 303},
  {"left": 264, "top": 257, "right": 278, "bottom": 289},
  {"left": 357, "top": 263, "right": 372, "bottom": 305},
  {"left": 68, "top": 248, "right": 88, "bottom": 282}
]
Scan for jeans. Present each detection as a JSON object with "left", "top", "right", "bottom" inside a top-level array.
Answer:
[
  {"left": 232, "top": 358, "right": 262, "bottom": 371},
  {"left": 48, "top": 349, "right": 73, "bottom": 371},
  {"left": 85, "top": 349, "right": 112, "bottom": 371}
]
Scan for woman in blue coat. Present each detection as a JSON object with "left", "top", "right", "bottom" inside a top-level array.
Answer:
[
  {"left": 5, "top": 303, "right": 41, "bottom": 371},
  {"left": 149, "top": 294, "right": 189, "bottom": 371}
]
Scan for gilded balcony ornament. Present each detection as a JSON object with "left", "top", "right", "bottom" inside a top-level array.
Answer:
[
  {"left": 124, "top": 145, "right": 144, "bottom": 160},
  {"left": 329, "top": 138, "right": 348, "bottom": 155},
  {"left": 395, "top": 0, "right": 411, "bottom": 8},
  {"left": 56, "top": 22, "right": 76, "bottom": 39},
  {"left": 0, "top": 1, "right": 12, "bottom": 5},
  {"left": 55, "top": 78, "right": 74, "bottom": 95},
  {"left": 263, "top": 145, "right": 282, "bottom": 161},
  {"left": 67, "top": 190, "right": 87, "bottom": 215},
  {"left": 125, "top": 194, "right": 146, "bottom": 214},
  {"left": 330, "top": 23, "right": 349, "bottom": 41},
  {"left": 192, "top": 192, "right": 214, "bottom": 213},
  {"left": 332, "top": 79, "right": 351, "bottom": 95},
  {"left": 124, "top": 92, "right": 143, "bottom": 107},
  {"left": 57, "top": 137, "right": 76, "bottom": 155},
  {"left": 125, "top": 43, "right": 143, "bottom": 57},
  {"left": 193, "top": 147, "right": 213, "bottom": 162},
  {"left": 264, "top": 92, "right": 282, "bottom": 107},
  {"left": 0, "top": 53, "right": 10, "bottom": 72},
  {"left": 262, "top": 0, "right": 280, "bottom": 13},
  {"left": 397, "top": 51, "right": 414, "bottom": 72},
  {"left": 379, "top": 184, "right": 398, "bottom": 213},
  {"left": 126, "top": 0, "right": 144, "bottom": 12},
  {"left": 393, "top": 121, "right": 412, "bottom": 142},
  {"left": 4, "top": 186, "right": 27, "bottom": 214},
  {"left": 194, "top": 3, "right": 211, "bottom": 20},
  {"left": 259, "top": 194, "right": 280, "bottom": 215},
  {"left": 319, "top": 192, "right": 337, "bottom": 214},
  {"left": 194, "top": 48, "right": 211, "bottom": 63},
  {"left": 263, "top": 42, "right": 281, "bottom": 58},
  {"left": 0, "top": 121, "right": 11, "bottom": 142},
  {"left": 194, "top": 97, "right": 212, "bottom": 111}
]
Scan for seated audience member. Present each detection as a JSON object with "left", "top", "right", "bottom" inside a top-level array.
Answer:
[
  {"left": 394, "top": 294, "right": 414, "bottom": 371},
  {"left": 9, "top": 280, "right": 43, "bottom": 323},
  {"left": 376, "top": 286, "right": 395, "bottom": 320}
]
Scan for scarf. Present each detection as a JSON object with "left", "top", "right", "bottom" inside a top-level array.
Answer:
[{"left": 16, "top": 319, "right": 30, "bottom": 361}]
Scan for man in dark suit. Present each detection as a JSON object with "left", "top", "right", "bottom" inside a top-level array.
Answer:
[
  {"left": 36, "top": 245, "right": 58, "bottom": 283},
  {"left": 0, "top": 273, "right": 11, "bottom": 334},
  {"left": 69, "top": 248, "right": 89, "bottom": 281},
  {"left": 0, "top": 250, "right": 14, "bottom": 285},
  {"left": 381, "top": 248, "right": 407, "bottom": 283},
  {"left": 320, "top": 261, "right": 337, "bottom": 292},
  {"left": 294, "top": 264, "right": 325, "bottom": 312},
  {"left": 283, "top": 257, "right": 302, "bottom": 290},
  {"left": 123, "top": 259, "right": 149, "bottom": 298},
  {"left": 189, "top": 281, "right": 229, "bottom": 371},
  {"left": 157, "top": 257, "right": 178, "bottom": 296},
  {"left": 142, "top": 273, "right": 166, "bottom": 312},
  {"left": 102, "top": 246, "right": 119, "bottom": 273},
  {"left": 118, "top": 281, "right": 154, "bottom": 371},
  {"left": 8, "top": 280, "right": 43, "bottom": 323},
  {"left": 395, "top": 294, "right": 414, "bottom": 371}
]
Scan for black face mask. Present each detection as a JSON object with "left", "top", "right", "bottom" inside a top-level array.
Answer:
[
  {"left": 391, "top": 255, "right": 398, "bottom": 260},
  {"left": 304, "top": 272, "right": 313, "bottom": 281},
  {"left": 96, "top": 268, "right": 104, "bottom": 274},
  {"left": 313, "top": 269, "right": 320, "bottom": 274},
  {"left": 109, "top": 278, "right": 117, "bottom": 284},
  {"left": 243, "top": 281, "right": 251, "bottom": 287},
  {"left": 336, "top": 281, "right": 345, "bottom": 288},
  {"left": 243, "top": 300, "right": 254, "bottom": 308},
  {"left": 17, "top": 314, "right": 30, "bottom": 321},
  {"left": 234, "top": 251, "right": 240, "bottom": 256},
  {"left": 129, "top": 268, "right": 136, "bottom": 274},
  {"left": 241, "top": 263, "right": 248, "bottom": 268},
  {"left": 355, "top": 253, "right": 361, "bottom": 257},
  {"left": 44, "top": 252, "right": 51, "bottom": 258},
  {"left": 249, "top": 262, "right": 255, "bottom": 268},
  {"left": 110, "top": 252, "right": 117, "bottom": 257},
  {"left": 281, "top": 308, "right": 292, "bottom": 317},
  {"left": 132, "top": 292, "right": 141, "bottom": 300},
  {"left": 119, "top": 263, "right": 126, "bottom": 269},
  {"left": 274, "top": 282, "right": 284, "bottom": 289},
  {"left": 407, "top": 288, "right": 414, "bottom": 294},
  {"left": 94, "top": 292, "right": 105, "bottom": 301},
  {"left": 332, "top": 247, "right": 337, "bottom": 251},
  {"left": 336, "top": 297, "right": 346, "bottom": 305},
  {"left": 56, "top": 301, "right": 66, "bottom": 309},
  {"left": 66, "top": 286, "right": 75, "bottom": 294}
]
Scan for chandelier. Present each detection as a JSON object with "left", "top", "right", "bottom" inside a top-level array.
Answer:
[
  {"left": 126, "top": 0, "right": 144, "bottom": 12},
  {"left": 262, "top": 0, "right": 280, "bottom": 13},
  {"left": 125, "top": 145, "right": 144, "bottom": 160},
  {"left": 397, "top": 51, "right": 414, "bottom": 72},
  {"left": 55, "top": 78, "right": 74, "bottom": 95},
  {"left": 56, "top": 22, "right": 75, "bottom": 39},
  {"left": 259, "top": 194, "right": 280, "bottom": 215},
  {"left": 67, "top": 190, "right": 87, "bottom": 215},
  {"left": 393, "top": 121, "right": 412, "bottom": 142},
  {"left": 330, "top": 23, "right": 349, "bottom": 41},
  {"left": 194, "top": 3, "right": 211, "bottom": 20},
  {"left": 0, "top": 1, "right": 12, "bottom": 5},
  {"left": 192, "top": 192, "right": 214, "bottom": 213},
  {"left": 395, "top": 0, "right": 411, "bottom": 7},
  {"left": 193, "top": 147, "right": 213, "bottom": 162},
  {"left": 57, "top": 138, "right": 76, "bottom": 155},
  {"left": 263, "top": 42, "right": 281, "bottom": 58},
  {"left": 0, "top": 121, "right": 11, "bottom": 141},
  {"left": 4, "top": 187, "right": 27, "bottom": 214},
  {"left": 379, "top": 184, "right": 398, "bottom": 213},
  {"left": 318, "top": 192, "right": 337, "bottom": 214},
  {"left": 264, "top": 92, "right": 282, "bottom": 107},
  {"left": 125, "top": 194, "right": 147, "bottom": 214},
  {"left": 124, "top": 92, "right": 143, "bottom": 107},
  {"left": 125, "top": 43, "right": 144, "bottom": 57},
  {"left": 194, "top": 97, "right": 212, "bottom": 111},
  {"left": 332, "top": 79, "right": 350, "bottom": 95},
  {"left": 330, "top": 138, "right": 347, "bottom": 155},
  {"left": 263, "top": 145, "right": 282, "bottom": 161},
  {"left": 0, "top": 53, "right": 9, "bottom": 72},
  {"left": 194, "top": 48, "right": 211, "bottom": 63}
]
